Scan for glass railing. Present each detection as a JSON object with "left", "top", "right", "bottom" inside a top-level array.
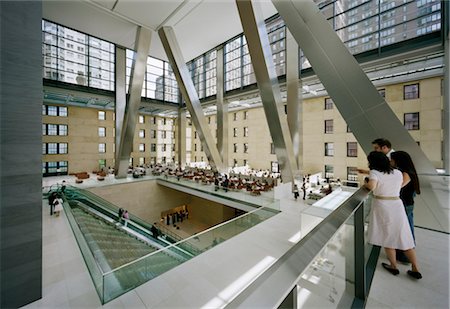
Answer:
[
  {"left": 55, "top": 185, "right": 279, "bottom": 304},
  {"left": 414, "top": 173, "right": 450, "bottom": 233},
  {"left": 226, "top": 187, "right": 379, "bottom": 308}
]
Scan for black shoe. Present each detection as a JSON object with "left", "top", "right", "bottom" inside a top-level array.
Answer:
[
  {"left": 407, "top": 270, "right": 422, "bottom": 279},
  {"left": 382, "top": 263, "right": 399, "bottom": 275}
]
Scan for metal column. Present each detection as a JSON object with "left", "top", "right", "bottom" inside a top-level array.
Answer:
[
  {"left": 115, "top": 27, "right": 152, "bottom": 178},
  {"left": 236, "top": 0, "right": 298, "bottom": 183},
  {"left": 115, "top": 46, "right": 126, "bottom": 166},
  {"left": 286, "top": 29, "right": 302, "bottom": 174},
  {"left": 216, "top": 47, "right": 229, "bottom": 167},
  {"left": 159, "top": 26, "right": 224, "bottom": 172},
  {"left": 273, "top": 0, "right": 436, "bottom": 175},
  {"left": 177, "top": 109, "right": 187, "bottom": 169},
  {"left": 443, "top": 0, "right": 449, "bottom": 173}
]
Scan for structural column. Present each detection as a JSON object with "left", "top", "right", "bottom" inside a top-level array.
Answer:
[
  {"left": 159, "top": 26, "right": 224, "bottom": 172},
  {"left": 115, "top": 46, "right": 126, "bottom": 162},
  {"left": 177, "top": 109, "right": 187, "bottom": 169},
  {"left": 115, "top": 27, "right": 152, "bottom": 178},
  {"left": 216, "top": 47, "right": 229, "bottom": 168},
  {"left": 443, "top": 0, "right": 449, "bottom": 173},
  {"left": 286, "top": 29, "right": 302, "bottom": 175},
  {"left": 0, "top": 1, "right": 43, "bottom": 307},
  {"left": 236, "top": 0, "right": 298, "bottom": 183}
]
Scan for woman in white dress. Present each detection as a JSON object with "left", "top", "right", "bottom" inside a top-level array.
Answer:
[{"left": 364, "top": 151, "right": 422, "bottom": 279}]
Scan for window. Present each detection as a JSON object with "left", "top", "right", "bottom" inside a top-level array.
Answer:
[
  {"left": 139, "top": 143, "right": 145, "bottom": 152},
  {"left": 59, "top": 125, "right": 68, "bottom": 136},
  {"left": 347, "top": 167, "right": 358, "bottom": 182},
  {"left": 139, "top": 129, "right": 145, "bottom": 138},
  {"left": 163, "top": 144, "right": 167, "bottom": 152},
  {"left": 271, "top": 161, "right": 279, "bottom": 173},
  {"left": 244, "top": 143, "right": 248, "bottom": 153},
  {"left": 194, "top": 131, "right": 197, "bottom": 139},
  {"left": 43, "top": 143, "right": 67, "bottom": 154},
  {"left": 151, "top": 143, "right": 156, "bottom": 152},
  {"left": 270, "top": 143, "right": 275, "bottom": 154},
  {"left": 208, "top": 117, "right": 211, "bottom": 124},
  {"left": 233, "top": 113, "right": 237, "bottom": 121},
  {"left": 325, "top": 98, "right": 333, "bottom": 110},
  {"left": 233, "top": 143, "right": 238, "bottom": 153},
  {"left": 98, "top": 127, "right": 106, "bottom": 137},
  {"left": 99, "top": 143, "right": 106, "bottom": 153},
  {"left": 59, "top": 106, "right": 68, "bottom": 117},
  {"left": 404, "top": 112, "right": 419, "bottom": 130},
  {"left": 243, "top": 127, "right": 249, "bottom": 137},
  {"left": 153, "top": 117, "right": 157, "bottom": 124},
  {"left": 139, "top": 157, "right": 145, "bottom": 165},
  {"left": 243, "top": 111, "right": 248, "bottom": 120},
  {"left": 347, "top": 142, "right": 358, "bottom": 157},
  {"left": 43, "top": 105, "right": 68, "bottom": 117},
  {"left": 99, "top": 159, "right": 106, "bottom": 169},
  {"left": 325, "top": 143, "right": 334, "bottom": 156},
  {"left": 42, "top": 161, "right": 68, "bottom": 177},
  {"left": 233, "top": 128, "right": 238, "bottom": 137},
  {"left": 139, "top": 115, "right": 144, "bottom": 124},
  {"left": 404, "top": 84, "right": 419, "bottom": 100},
  {"left": 325, "top": 120, "right": 333, "bottom": 133},
  {"left": 233, "top": 159, "right": 238, "bottom": 167},
  {"left": 152, "top": 130, "right": 157, "bottom": 138},
  {"left": 325, "top": 165, "right": 334, "bottom": 179},
  {"left": 98, "top": 111, "right": 105, "bottom": 120},
  {"left": 194, "top": 144, "right": 197, "bottom": 151}
]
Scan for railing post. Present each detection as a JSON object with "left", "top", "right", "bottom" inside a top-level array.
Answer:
[{"left": 354, "top": 201, "right": 366, "bottom": 305}]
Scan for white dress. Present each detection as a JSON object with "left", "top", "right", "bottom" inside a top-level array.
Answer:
[{"left": 368, "top": 169, "right": 415, "bottom": 250}]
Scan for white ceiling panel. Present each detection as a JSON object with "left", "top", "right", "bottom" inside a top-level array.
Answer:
[
  {"left": 113, "top": 0, "right": 184, "bottom": 30},
  {"left": 91, "top": 0, "right": 117, "bottom": 10}
]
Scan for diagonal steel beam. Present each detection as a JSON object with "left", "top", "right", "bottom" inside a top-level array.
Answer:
[
  {"left": 272, "top": 0, "right": 435, "bottom": 174},
  {"left": 236, "top": 0, "right": 298, "bottom": 183},
  {"left": 216, "top": 47, "right": 229, "bottom": 166},
  {"left": 158, "top": 26, "right": 224, "bottom": 172},
  {"left": 115, "top": 27, "right": 152, "bottom": 178}
]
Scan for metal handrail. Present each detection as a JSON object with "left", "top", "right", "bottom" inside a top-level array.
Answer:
[{"left": 226, "top": 187, "right": 373, "bottom": 308}]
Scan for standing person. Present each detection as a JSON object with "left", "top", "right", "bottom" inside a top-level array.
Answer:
[
  {"left": 359, "top": 138, "right": 395, "bottom": 174},
  {"left": 53, "top": 197, "right": 63, "bottom": 217},
  {"left": 223, "top": 175, "right": 229, "bottom": 193},
  {"left": 60, "top": 180, "right": 66, "bottom": 194},
  {"left": 301, "top": 182, "right": 307, "bottom": 200},
  {"left": 364, "top": 151, "right": 422, "bottom": 279},
  {"left": 214, "top": 177, "right": 220, "bottom": 191},
  {"left": 293, "top": 184, "right": 299, "bottom": 201},
  {"left": 372, "top": 138, "right": 395, "bottom": 159},
  {"left": 391, "top": 151, "right": 421, "bottom": 262},
  {"left": 48, "top": 191, "right": 57, "bottom": 216},
  {"left": 118, "top": 208, "right": 124, "bottom": 224},
  {"left": 122, "top": 210, "right": 129, "bottom": 227}
]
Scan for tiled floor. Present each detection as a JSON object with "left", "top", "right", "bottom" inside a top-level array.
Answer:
[{"left": 26, "top": 176, "right": 449, "bottom": 308}]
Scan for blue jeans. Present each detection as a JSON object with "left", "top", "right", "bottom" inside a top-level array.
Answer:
[{"left": 404, "top": 204, "right": 415, "bottom": 241}]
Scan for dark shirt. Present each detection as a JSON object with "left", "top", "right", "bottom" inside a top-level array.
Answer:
[{"left": 400, "top": 176, "right": 415, "bottom": 206}]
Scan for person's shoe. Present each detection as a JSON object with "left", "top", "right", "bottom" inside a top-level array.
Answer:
[
  {"left": 407, "top": 270, "right": 422, "bottom": 279},
  {"left": 382, "top": 263, "right": 399, "bottom": 275}
]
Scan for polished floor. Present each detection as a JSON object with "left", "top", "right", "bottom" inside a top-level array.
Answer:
[{"left": 26, "top": 175, "right": 449, "bottom": 308}]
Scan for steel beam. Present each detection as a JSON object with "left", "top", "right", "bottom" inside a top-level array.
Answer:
[
  {"left": 273, "top": 0, "right": 436, "bottom": 174},
  {"left": 114, "top": 46, "right": 126, "bottom": 167},
  {"left": 444, "top": 0, "right": 449, "bottom": 173},
  {"left": 158, "top": 26, "right": 224, "bottom": 172},
  {"left": 177, "top": 108, "right": 187, "bottom": 169},
  {"left": 115, "top": 27, "right": 152, "bottom": 178},
  {"left": 236, "top": 0, "right": 298, "bottom": 183},
  {"left": 286, "top": 29, "right": 302, "bottom": 174},
  {"left": 216, "top": 47, "right": 229, "bottom": 167}
]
